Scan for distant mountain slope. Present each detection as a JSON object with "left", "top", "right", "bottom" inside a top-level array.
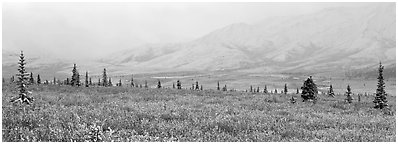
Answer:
[{"left": 99, "top": 3, "right": 395, "bottom": 75}]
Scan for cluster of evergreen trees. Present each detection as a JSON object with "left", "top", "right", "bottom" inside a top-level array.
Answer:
[{"left": 8, "top": 51, "right": 390, "bottom": 110}]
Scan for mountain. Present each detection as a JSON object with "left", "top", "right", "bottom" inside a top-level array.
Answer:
[
  {"left": 3, "top": 3, "right": 395, "bottom": 79},
  {"left": 98, "top": 3, "right": 395, "bottom": 76}
]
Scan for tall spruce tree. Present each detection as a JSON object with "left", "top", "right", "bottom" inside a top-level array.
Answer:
[
  {"left": 328, "top": 84, "right": 335, "bottom": 97},
  {"left": 11, "top": 51, "right": 33, "bottom": 104},
  {"left": 29, "top": 72, "right": 34, "bottom": 84},
  {"left": 284, "top": 84, "right": 288, "bottom": 94},
  {"left": 85, "top": 71, "right": 89, "bottom": 87},
  {"left": 195, "top": 81, "right": 199, "bottom": 90},
  {"left": 89, "top": 77, "right": 92, "bottom": 86},
  {"left": 373, "top": 62, "right": 388, "bottom": 109},
  {"left": 264, "top": 85, "right": 268, "bottom": 93},
  {"left": 301, "top": 76, "right": 318, "bottom": 102},
  {"left": 345, "top": 85, "right": 353, "bottom": 103},
  {"left": 53, "top": 77, "right": 56, "bottom": 85},
  {"left": 250, "top": 85, "right": 253, "bottom": 92},
  {"left": 217, "top": 81, "right": 220, "bottom": 90},
  {"left": 102, "top": 68, "right": 108, "bottom": 87},
  {"left": 37, "top": 74, "right": 41, "bottom": 85},
  {"left": 71, "top": 64, "right": 80, "bottom": 86},
  {"left": 157, "top": 80, "right": 162, "bottom": 88},
  {"left": 98, "top": 78, "right": 101, "bottom": 86}
]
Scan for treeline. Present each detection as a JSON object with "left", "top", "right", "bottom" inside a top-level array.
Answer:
[{"left": 7, "top": 51, "right": 391, "bottom": 111}]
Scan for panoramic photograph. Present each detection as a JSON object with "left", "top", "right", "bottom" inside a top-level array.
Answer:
[{"left": 2, "top": 2, "right": 396, "bottom": 142}]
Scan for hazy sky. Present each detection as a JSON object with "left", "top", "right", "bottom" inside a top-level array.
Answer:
[{"left": 3, "top": 2, "right": 372, "bottom": 59}]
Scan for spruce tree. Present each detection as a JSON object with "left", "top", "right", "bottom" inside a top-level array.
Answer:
[
  {"left": 66, "top": 78, "right": 70, "bottom": 85},
  {"left": 275, "top": 89, "right": 277, "bottom": 94},
  {"left": 85, "top": 71, "right": 89, "bottom": 87},
  {"left": 157, "top": 80, "right": 162, "bottom": 88},
  {"left": 108, "top": 77, "right": 112, "bottom": 86},
  {"left": 173, "top": 83, "right": 175, "bottom": 89},
  {"left": 144, "top": 80, "right": 148, "bottom": 88},
  {"left": 358, "top": 94, "right": 361, "bottom": 102},
  {"left": 98, "top": 78, "right": 101, "bottom": 86},
  {"left": 345, "top": 85, "right": 353, "bottom": 103},
  {"left": 257, "top": 87, "right": 260, "bottom": 93},
  {"left": 284, "top": 84, "right": 288, "bottom": 94},
  {"left": 374, "top": 62, "right": 388, "bottom": 109},
  {"left": 223, "top": 84, "right": 227, "bottom": 91},
  {"left": 177, "top": 80, "right": 181, "bottom": 89},
  {"left": 301, "top": 76, "right": 318, "bottom": 102},
  {"left": 328, "top": 84, "right": 335, "bottom": 97},
  {"left": 264, "top": 85, "right": 268, "bottom": 93},
  {"left": 53, "top": 77, "right": 56, "bottom": 85},
  {"left": 70, "top": 64, "right": 80, "bottom": 86},
  {"left": 102, "top": 68, "right": 108, "bottom": 87},
  {"left": 11, "top": 51, "right": 33, "bottom": 104},
  {"left": 250, "top": 85, "right": 253, "bottom": 92},
  {"left": 217, "top": 81, "right": 220, "bottom": 90},
  {"left": 195, "top": 81, "right": 199, "bottom": 90},
  {"left": 37, "top": 74, "right": 41, "bottom": 85},
  {"left": 200, "top": 85, "right": 203, "bottom": 90},
  {"left": 296, "top": 88, "right": 299, "bottom": 94},
  {"left": 89, "top": 77, "right": 92, "bottom": 86},
  {"left": 29, "top": 72, "right": 34, "bottom": 84}
]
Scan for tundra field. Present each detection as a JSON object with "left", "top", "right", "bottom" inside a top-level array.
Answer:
[{"left": 2, "top": 82, "right": 396, "bottom": 142}]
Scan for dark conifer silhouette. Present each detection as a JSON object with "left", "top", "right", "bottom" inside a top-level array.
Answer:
[
  {"left": 301, "top": 76, "right": 318, "bottom": 102},
  {"left": 118, "top": 79, "right": 122, "bottom": 87},
  {"left": 173, "top": 83, "right": 175, "bottom": 89},
  {"left": 102, "top": 68, "right": 108, "bottom": 87},
  {"left": 374, "top": 62, "right": 388, "bottom": 109},
  {"left": 85, "top": 71, "right": 89, "bottom": 87},
  {"left": 345, "top": 85, "right": 353, "bottom": 103},
  {"left": 284, "top": 84, "right": 288, "bottom": 94},
  {"left": 144, "top": 80, "right": 148, "bottom": 88},
  {"left": 264, "top": 85, "right": 268, "bottom": 93},
  {"left": 29, "top": 72, "right": 34, "bottom": 84},
  {"left": 11, "top": 51, "right": 33, "bottom": 104},
  {"left": 296, "top": 88, "right": 299, "bottom": 94},
  {"left": 108, "top": 77, "right": 112, "bottom": 86},
  {"left": 217, "top": 81, "right": 220, "bottom": 90},
  {"left": 70, "top": 64, "right": 80, "bottom": 86},
  {"left": 328, "top": 84, "right": 335, "bottom": 97},
  {"left": 89, "top": 77, "right": 92, "bottom": 86},
  {"left": 257, "top": 87, "right": 260, "bottom": 93},
  {"left": 53, "top": 77, "right": 56, "bottom": 85},
  {"left": 195, "top": 81, "right": 199, "bottom": 90},
  {"left": 250, "top": 85, "right": 253, "bottom": 92},
  {"left": 98, "top": 78, "right": 101, "bottom": 86},
  {"left": 200, "top": 85, "right": 203, "bottom": 90},
  {"left": 37, "top": 74, "right": 41, "bottom": 85},
  {"left": 177, "top": 80, "right": 181, "bottom": 89},
  {"left": 157, "top": 80, "right": 162, "bottom": 88}
]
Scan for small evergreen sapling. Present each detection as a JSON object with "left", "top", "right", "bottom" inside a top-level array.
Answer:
[
  {"left": 345, "top": 85, "right": 353, "bottom": 103},
  {"left": 177, "top": 80, "right": 181, "bottom": 89},
  {"left": 217, "top": 81, "right": 220, "bottom": 90},
  {"left": 284, "top": 84, "right": 288, "bottom": 94},
  {"left": 328, "top": 84, "right": 335, "bottom": 97},
  {"left": 85, "top": 71, "right": 89, "bottom": 87},
  {"left": 264, "top": 85, "right": 268, "bottom": 93},
  {"left": 157, "top": 80, "right": 162, "bottom": 88},
  {"left": 29, "top": 72, "right": 34, "bottom": 84},
  {"left": 37, "top": 74, "right": 41, "bottom": 85},
  {"left": 102, "top": 68, "right": 108, "bottom": 87}
]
